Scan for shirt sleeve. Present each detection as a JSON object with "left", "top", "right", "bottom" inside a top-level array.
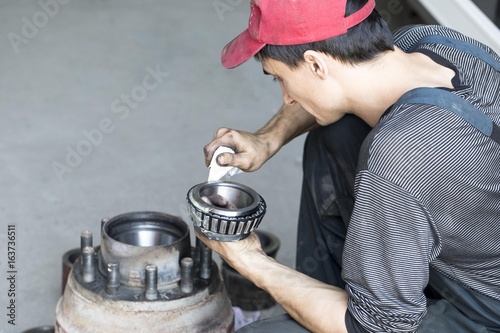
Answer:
[
  {"left": 345, "top": 308, "right": 370, "bottom": 333},
  {"left": 342, "top": 170, "right": 440, "bottom": 332}
]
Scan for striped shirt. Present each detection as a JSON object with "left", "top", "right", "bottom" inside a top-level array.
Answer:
[{"left": 343, "top": 25, "right": 500, "bottom": 332}]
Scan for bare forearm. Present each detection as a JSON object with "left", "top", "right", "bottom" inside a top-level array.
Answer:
[
  {"left": 255, "top": 103, "right": 317, "bottom": 156},
  {"left": 234, "top": 252, "right": 348, "bottom": 333}
]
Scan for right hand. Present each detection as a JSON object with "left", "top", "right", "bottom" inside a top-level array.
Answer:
[{"left": 203, "top": 127, "right": 276, "bottom": 172}]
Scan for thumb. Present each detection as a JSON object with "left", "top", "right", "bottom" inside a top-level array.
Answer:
[{"left": 217, "top": 152, "right": 236, "bottom": 167}]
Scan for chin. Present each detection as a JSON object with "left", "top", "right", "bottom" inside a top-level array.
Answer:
[
  {"left": 316, "top": 119, "right": 331, "bottom": 126},
  {"left": 320, "top": 113, "right": 347, "bottom": 126}
]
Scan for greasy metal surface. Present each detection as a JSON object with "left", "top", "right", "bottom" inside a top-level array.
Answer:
[
  {"left": 55, "top": 260, "right": 234, "bottom": 333},
  {"left": 187, "top": 181, "right": 267, "bottom": 241},
  {"left": 189, "top": 181, "right": 261, "bottom": 217},
  {"left": 61, "top": 248, "right": 79, "bottom": 294},
  {"left": 99, "top": 211, "right": 191, "bottom": 287},
  {"left": 55, "top": 211, "right": 234, "bottom": 333}
]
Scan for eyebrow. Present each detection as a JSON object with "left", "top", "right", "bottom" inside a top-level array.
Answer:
[{"left": 262, "top": 69, "right": 271, "bottom": 76}]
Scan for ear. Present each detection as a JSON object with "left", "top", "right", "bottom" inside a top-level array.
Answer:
[{"left": 303, "top": 50, "right": 329, "bottom": 79}]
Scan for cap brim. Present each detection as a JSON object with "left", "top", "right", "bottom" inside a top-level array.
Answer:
[{"left": 221, "top": 29, "right": 266, "bottom": 69}]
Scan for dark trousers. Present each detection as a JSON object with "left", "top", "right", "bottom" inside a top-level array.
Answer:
[{"left": 238, "top": 115, "right": 499, "bottom": 332}]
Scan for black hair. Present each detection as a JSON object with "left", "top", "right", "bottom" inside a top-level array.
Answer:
[{"left": 255, "top": 0, "right": 394, "bottom": 68}]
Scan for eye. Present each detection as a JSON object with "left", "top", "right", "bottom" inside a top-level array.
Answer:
[{"left": 272, "top": 77, "right": 278, "bottom": 83}]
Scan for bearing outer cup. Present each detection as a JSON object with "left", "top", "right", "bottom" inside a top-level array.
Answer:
[{"left": 186, "top": 181, "right": 266, "bottom": 242}]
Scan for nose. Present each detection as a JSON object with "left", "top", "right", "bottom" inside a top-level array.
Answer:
[{"left": 279, "top": 81, "right": 296, "bottom": 105}]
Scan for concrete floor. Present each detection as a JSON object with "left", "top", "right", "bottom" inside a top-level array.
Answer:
[
  {"left": 0, "top": 0, "right": 434, "bottom": 331},
  {"left": 0, "top": 1, "right": 305, "bottom": 331}
]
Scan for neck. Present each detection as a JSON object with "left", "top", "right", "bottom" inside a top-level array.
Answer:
[{"left": 345, "top": 47, "right": 455, "bottom": 127}]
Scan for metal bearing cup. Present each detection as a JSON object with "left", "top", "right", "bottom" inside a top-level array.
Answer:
[{"left": 186, "top": 181, "right": 266, "bottom": 242}]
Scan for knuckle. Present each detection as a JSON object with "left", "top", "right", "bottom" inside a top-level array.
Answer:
[{"left": 216, "top": 127, "right": 229, "bottom": 136}]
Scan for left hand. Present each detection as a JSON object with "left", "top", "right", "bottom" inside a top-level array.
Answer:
[
  {"left": 201, "top": 194, "right": 238, "bottom": 210},
  {"left": 195, "top": 230, "right": 265, "bottom": 270}
]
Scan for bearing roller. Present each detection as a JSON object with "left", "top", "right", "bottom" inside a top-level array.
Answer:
[{"left": 186, "top": 181, "right": 266, "bottom": 242}]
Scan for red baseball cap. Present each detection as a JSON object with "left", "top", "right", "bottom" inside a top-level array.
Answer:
[{"left": 221, "top": 0, "right": 376, "bottom": 69}]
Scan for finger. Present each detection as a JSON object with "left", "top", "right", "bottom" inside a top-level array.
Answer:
[
  {"left": 217, "top": 151, "right": 255, "bottom": 172},
  {"left": 226, "top": 201, "right": 239, "bottom": 210},
  {"left": 213, "top": 127, "right": 230, "bottom": 140},
  {"left": 201, "top": 195, "right": 239, "bottom": 210},
  {"left": 204, "top": 141, "right": 225, "bottom": 167},
  {"left": 211, "top": 194, "right": 239, "bottom": 209},
  {"left": 209, "top": 194, "right": 229, "bottom": 207},
  {"left": 204, "top": 129, "right": 235, "bottom": 167},
  {"left": 216, "top": 152, "right": 235, "bottom": 167},
  {"left": 194, "top": 230, "right": 206, "bottom": 240},
  {"left": 194, "top": 230, "right": 211, "bottom": 247}
]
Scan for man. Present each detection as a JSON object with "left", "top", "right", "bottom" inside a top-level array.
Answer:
[{"left": 199, "top": 0, "right": 500, "bottom": 331}]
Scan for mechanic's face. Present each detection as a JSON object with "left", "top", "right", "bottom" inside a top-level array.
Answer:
[{"left": 262, "top": 57, "right": 347, "bottom": 126}]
